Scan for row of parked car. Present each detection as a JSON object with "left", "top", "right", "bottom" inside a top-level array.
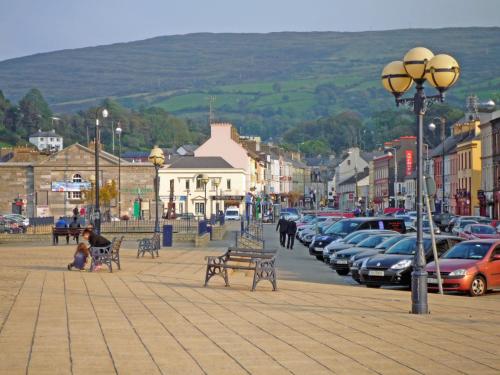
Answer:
[
  {"left": 0, "top": 214, "right": 29, "bottom": 233},
  {"left": 295, "top": 214, "right": 500, "bottom": 296}
]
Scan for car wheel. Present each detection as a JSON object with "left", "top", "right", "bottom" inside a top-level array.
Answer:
[
  {"left": 315, "top": 255, "right": 323, "bottom": 261},
  {"left": 366, "top": 284, "right": 381, "bottom": 288},
  {"left": 469, "top": 275, "right": 486, "bottom": 297},
  {"left": 336, "top": 269, "right": 349, "bottom": 276}
]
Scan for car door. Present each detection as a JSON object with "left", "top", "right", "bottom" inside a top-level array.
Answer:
[{"left": 488, "top": 246, "right": 500, "bottom": 287}]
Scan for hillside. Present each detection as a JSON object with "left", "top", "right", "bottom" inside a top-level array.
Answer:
[{"left": 1, "top": 28, "right": 499, "bottom": 139}]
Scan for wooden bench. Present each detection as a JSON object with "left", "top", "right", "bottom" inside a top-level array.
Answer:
[
  {"left": 204, "top": 247, "right": 278, "bottom": 291},
  {"left": 90, "top": 236, "right": 124, "bottom": 272},
  {"left": 137, "top": 232, "right": 161, "bottom": 258},
  {"left": 52, "top": 227, "right": 85, "bottom": 245}
]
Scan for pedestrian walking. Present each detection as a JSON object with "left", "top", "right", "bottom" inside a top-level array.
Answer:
[
  {"left": 286, "top": 219, "right": 297, "bottom": 250},
  {"left": 276, "top": 215, "right": 289, "bottom": 247}
]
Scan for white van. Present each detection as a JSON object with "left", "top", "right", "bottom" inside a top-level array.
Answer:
[{"left": 224, "top": 207, "right": 240, "bottom": 221}]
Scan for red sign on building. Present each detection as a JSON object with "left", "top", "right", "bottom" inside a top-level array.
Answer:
[{"left": 405, "top": 150, "right": 413, "bottom": 176}]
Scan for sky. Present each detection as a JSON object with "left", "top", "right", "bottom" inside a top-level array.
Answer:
[{"left": 1, "top": 0, "right": 499, "bottom": 61}]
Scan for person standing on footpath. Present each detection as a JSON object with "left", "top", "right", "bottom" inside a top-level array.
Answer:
[
  {"left": 276, "top": 215, "right": 289, "bottom": 247},
  {"left": 286, "top": 219, "right": 297, "bottom": 250}
]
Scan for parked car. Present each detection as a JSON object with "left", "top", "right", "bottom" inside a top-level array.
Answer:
[
  {"left": 307, "top": 217, "right": 407, "bottom": 260},
  {"left": 459, "top": 224, "right": 500, "bottom": 240},
  {"left": 422, "top": 219, "right": 441, "bottom": 234},
  {"left": 0, "top": 217, "right": 11, "bottom": 233},
  {"left": 331, "top": 233, "right": 398, "bottom": 275},
  {"left": 224, "top": 207, "right": 241, "bottom": 221},
  {"left": 280, "top": 208, "right": 300, "bottom": 221},
  {"left": 322, "top": 230, "right": 397, "bottom": 263},
  {"left": 359, "top": 235, "right": 463, "bottom": 288},
  {"left": 350, "top": 235, "right": 409, "bottom": 283},
  {"left": 426, "top": 239, "right": 500, "bottom": 296},
  {"left": 4, "top": 214, "right": 29, "bottom": 227},
  {"left": 176, "top": 213, "right": 195, "bottom": 220},
  {"left": 452, "top": 219, "right": 479, "bottom": 236}
]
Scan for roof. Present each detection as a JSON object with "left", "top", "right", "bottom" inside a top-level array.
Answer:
[
  {"left": 339, "top": 169, "right": 369, "bottom": 185},
  {"left": 168, "top": 156, "right": 234, "bottom": 169},
  {"left": 430, "top": 131, "right": 475, "bottom": 158},
  {"left": 29, "top": 130, "right": 61, "bottom": 138},
  {"left": 360, "top": 150, "right": 384, "bottom": 162}
]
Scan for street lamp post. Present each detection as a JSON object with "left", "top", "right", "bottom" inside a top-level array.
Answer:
[
  {"left": 429, "top": 117, "right": 446, "bottom": 213},
  {"left": 115, "top": 126, "right": 122, "bottom": 218},
  {"left": 149, "top": 145, "right": 165, "bottom": 233},
  {"left": 213, "top": 177, "right": 221, "bottom": 218},
  {"left": 382, "top": 47, "right": 460, "bottom": 314},
  {"left": 385, "top": 147, "right": 398, "bottom": 207},
  {"left": 94, "top": 108, "right": 109, "bottom": 234},
  {"left": 200, "top": 174, "right": 210, "bottom": 220}
]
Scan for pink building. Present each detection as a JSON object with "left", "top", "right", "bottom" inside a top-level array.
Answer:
[{"left": 195, "top": 123, "right": 251, "bottom": 190}]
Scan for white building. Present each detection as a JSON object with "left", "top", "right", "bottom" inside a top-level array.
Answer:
[
  {"left": 29, "top": 129, "right": 63, "bottom": 152},
  {"left": 158, "top": 156, "right": 246, "bottom": 217}
]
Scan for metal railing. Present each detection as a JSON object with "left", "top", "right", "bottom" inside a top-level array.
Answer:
[{"left": 101, "top": 219, "right": 198, "bottom": 233}]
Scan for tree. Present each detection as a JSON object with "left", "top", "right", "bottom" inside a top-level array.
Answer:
[{"left": 18, "top": 88, "right": 52, "bottom": 138}]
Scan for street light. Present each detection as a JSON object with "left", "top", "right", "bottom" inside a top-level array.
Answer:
[
  {"left": 429, "top": 117, "right": 446, "bottom": 213},
  {"left": 115, "top": 125, "right": 122, "bottom": 218},
  {"left": 382, "top": 47, "right": 460, "bottom": 314},
  {"left": 213, "top": 177, "right": 221, "bottom": 218},
  {"left": 347, "top": 150, "right": 358, "bottom": 211},
  {"left": 200, "top": 174, "right": 210, "bottom": 220},
  {"left": 149, "top": 145, "right": 165, "bottom": 233},
  {"left": 385, "top": 146, "right": 399, "bottom": 208},
  {"left": 94, "top": 107, "right": 109, "bottom": 234}
]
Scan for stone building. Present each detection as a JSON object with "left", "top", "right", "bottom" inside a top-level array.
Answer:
[{"left": 0, "top": 143, "right": 155, "bottom": 219}]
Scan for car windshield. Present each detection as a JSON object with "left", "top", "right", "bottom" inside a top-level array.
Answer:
[
  {"left": 375, "top": 236, "right": 403, "bottom": 249},
  {"left": 442, "top": 242, "right": 491, "bottom": 260},
  {"left": 385, "top": 238, "right": 431, "bottom": 255},
  {"left": 347, "top": 233, "right": 371, "bottom": 244},
  {"left": 460, "top": 220, "right": 478, "bottom": 228},
  {"left": 324, "top": 219, "right": 360, "bottom": 236},
  {"left": 226, "top": 210, "right": 238, "bottom": 215},
  {"left": 470, "top": 225, "right": 496, "bottom": 234},
  {"left": 357, "top": 235, "right": 390, "bottom": 248}
]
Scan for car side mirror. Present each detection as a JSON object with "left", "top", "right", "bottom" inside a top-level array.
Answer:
[
  {"left": 492, "top": 254, "right": 500, "bottom": 261},
  {"left": 464, "top": 230, "right": 470, "bottom": 235}
]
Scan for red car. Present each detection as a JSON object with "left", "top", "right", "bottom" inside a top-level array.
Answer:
[
  {"left": 426, "top": 239, "right": 500, "bottom": 296},
  {"left": 459, "top": 224, "right": 500, "bottom": 240}
]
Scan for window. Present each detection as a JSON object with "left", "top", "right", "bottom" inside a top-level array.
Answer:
[
  {"left": 347, "top": 160, "right": 351, "bottom": 166},
  {"left": 40, "top": 138, "right": 44, "bottom": 141},
  {"left": 226, "top": 179, "right": 231, "bottom": 190},
  {"left": 195, "top": 202, "right": 205, "bottom": 215},
  {"left": 68, "top": 174, "right": 83, "bottom": 200},
  {"left": 50, "top": 138, "right": 54, "bottom": 142},
  {"left": 185, "top": 180, "right": 190, "bottom": 190},
  {"left": 196, "top": 175, "right": 203, "bottom": 190}
]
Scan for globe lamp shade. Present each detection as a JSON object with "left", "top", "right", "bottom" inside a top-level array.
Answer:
[
  {"left": 149, "top": 145, "right": 165, "bottom": 167},
  {"left": 425, "top": 54, "right": 460, "bottom": 92},
  {"left": 403, "top": 47, "right": 434, "bottom": 80},
  {"left": 381, "top": 61, "right": 413, "bottom": 97}
]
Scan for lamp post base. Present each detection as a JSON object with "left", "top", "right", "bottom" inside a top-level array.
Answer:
[{"left": 411, "top": 268, "right": 429, "bottom": 314}]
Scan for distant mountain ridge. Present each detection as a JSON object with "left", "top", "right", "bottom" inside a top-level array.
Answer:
[{"left": 0, "top": 28, "right": 499, "bottom": 137}]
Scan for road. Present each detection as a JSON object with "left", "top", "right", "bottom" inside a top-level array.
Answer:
[{"left": 262, "top": 223, "right": 358, "bottom": 285}]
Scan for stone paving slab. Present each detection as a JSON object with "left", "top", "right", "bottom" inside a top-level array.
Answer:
[{"left": 0, "top": 244, "right": 499, "bottom": 374}]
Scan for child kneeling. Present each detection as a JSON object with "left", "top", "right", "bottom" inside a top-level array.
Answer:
[{"left": 67, "top": 243, "right": 90, "bottom": 271}]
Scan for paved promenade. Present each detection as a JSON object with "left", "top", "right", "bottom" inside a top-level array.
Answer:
[{"left": 0, "top": 242, "right": 499, "bottom": 374}]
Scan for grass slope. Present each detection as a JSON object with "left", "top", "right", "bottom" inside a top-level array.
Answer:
[{"left": 0, "top": 28, "right": 499, "bottom": 137}]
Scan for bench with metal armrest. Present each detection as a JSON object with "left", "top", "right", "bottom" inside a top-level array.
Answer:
[
  {"left": 137, "top": 232, "right": 161, "bottom": 258},
  {"left": 90, "top": 236, "right": 124, "bottom": 272},
  {"left": 204, "top": 247, "right": 278, "bottom": 291}
]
